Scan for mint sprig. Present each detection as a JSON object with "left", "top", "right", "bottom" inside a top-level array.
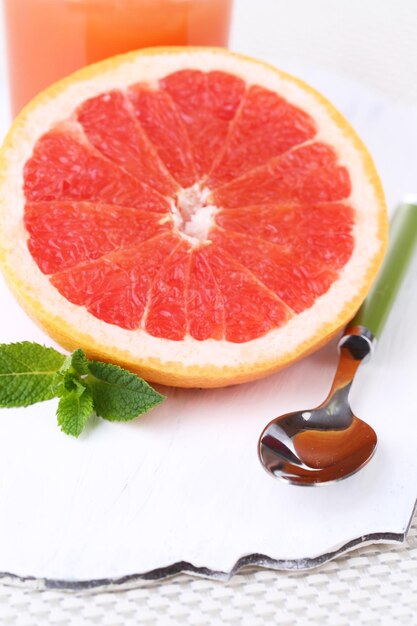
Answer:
[{"left": 0, "top": 342, "right": 165, "bottom": 437}]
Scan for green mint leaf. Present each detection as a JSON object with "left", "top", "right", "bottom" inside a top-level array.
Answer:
[
  {"left": 85, "top": 361, "right": 165, "bottom": 421},
  {"left": 69, "top": 349, "right": 90, "bottom": 375},
  {"left": 52, "top": 349, "right": 90, "bottom": 397},
  {"left": 0, "top": 342, "right": 66, "bottom": 407},
  {"left": 52, "top": 357, "right": 71, "bottom": 397},
  {"left": 57, "top": 385, "right": 94, "bottom": 437},
  {"left": 57, "top": 354, "right": 72, "bottom": 376},
  {"left": 56, "top": 349, "right": 89, "bottom": 377},
  {"left": 56, "top": 373, "right": 88, "bottom": 397}
]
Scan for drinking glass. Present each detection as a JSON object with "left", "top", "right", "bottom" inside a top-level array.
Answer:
[{"left": 3, "top": 0, "right": 234, "bottom": 116}]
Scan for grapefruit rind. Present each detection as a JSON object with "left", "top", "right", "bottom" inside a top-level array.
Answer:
[{"left": 0, "top": 47, "right": 388, "bottom": 387}]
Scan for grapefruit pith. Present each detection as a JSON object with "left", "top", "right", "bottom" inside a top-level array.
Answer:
[{"left": 0, "top": 48, "right": 387, "bottom": 387}]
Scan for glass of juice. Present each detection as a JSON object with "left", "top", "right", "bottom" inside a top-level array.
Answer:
[{"left": 3, "top": 0, "right": 234, "bottom": 117}]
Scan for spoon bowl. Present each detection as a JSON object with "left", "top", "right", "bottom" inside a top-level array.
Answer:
[{"left": 258, "top": 329, "right": 378, "bottom": 485}]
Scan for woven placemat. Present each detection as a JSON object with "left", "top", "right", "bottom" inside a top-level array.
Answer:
[{"left": 0, "top": 512, "right": 416, "bottom": 625}]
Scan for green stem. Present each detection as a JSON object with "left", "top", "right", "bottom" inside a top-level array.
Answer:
[{"left": 351, "top": 199, "right": 417, "bottom": 337}]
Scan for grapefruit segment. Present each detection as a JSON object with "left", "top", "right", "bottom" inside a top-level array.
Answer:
[
  {"left": 208, "top": 85, "right": 317, "bottom": 187},
  {"left": 128, "top": 85, "right": 197, "bottom": 188},
  {"left": 205, "top": 247, "right": 292, "bottom": 343},
  {"left": 24, "top": 124, "right": 170, "bottom": 212},
  {"left": 161, "top": 70, "right": 246, "bottom": 177},
  {"left": 212, "top": 143, "right": 351, "bottom": 208},
  {"left": 76, "top": 90, "right": 178, "bottom": 196},
  {"left": 24, "top": 201, "right": 172, "bottom": 274},
  {"left": 187, "top": 249, "right": 225, "bottom": 341},
  {"left": 144, "top": 240, "right": 191, "bottom": 340}
]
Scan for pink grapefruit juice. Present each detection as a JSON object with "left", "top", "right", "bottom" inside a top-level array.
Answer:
[{"left": 3, "top": 0, "right": 234, "bottom": 116}]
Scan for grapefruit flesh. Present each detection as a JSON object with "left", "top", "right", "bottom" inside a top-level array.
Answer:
[
  {"left": 0, "top": 48, "right": 387, "bottom": 387},
  {"left": 23, "top": 72, "right": 353, "bottom": 340}
]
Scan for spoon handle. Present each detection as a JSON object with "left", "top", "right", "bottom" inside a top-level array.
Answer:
[{"left": 349, "top": 199, "right": 417, "bottom": 338}]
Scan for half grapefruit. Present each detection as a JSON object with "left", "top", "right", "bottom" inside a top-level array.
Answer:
[{"left": 0, "top": 48, "right": 387, "bottom": 387}]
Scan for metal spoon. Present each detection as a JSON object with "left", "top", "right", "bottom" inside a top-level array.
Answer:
[{"left": 258, "top": 199, "right": 417, "bottom": 485}]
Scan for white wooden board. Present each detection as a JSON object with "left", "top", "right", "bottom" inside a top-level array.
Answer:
[{"left": 0, "top": 64, "right": 417, "bottom": 588}]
